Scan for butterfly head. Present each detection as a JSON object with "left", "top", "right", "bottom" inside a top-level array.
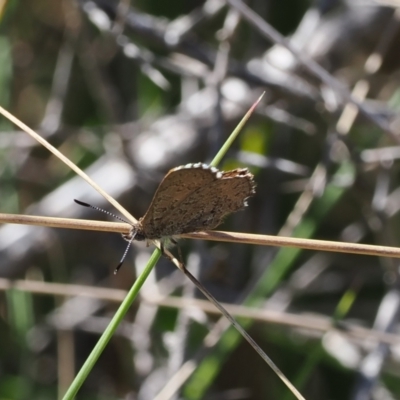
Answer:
[{"left": 123, "top": 221, "right": 146, "bottom": 242}]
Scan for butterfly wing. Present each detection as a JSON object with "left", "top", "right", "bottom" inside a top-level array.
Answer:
[
  {"left": 140, "top": 163, "right": 223, "bottom": 238},
  {"left": 140, "top": 164, "right": 255, "bottom": 239}
]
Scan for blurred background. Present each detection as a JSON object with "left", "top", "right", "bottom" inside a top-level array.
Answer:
[{"left": 1, "top": 0, "right": 400, "bottom": 399}]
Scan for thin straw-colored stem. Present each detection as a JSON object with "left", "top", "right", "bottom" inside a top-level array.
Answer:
[
  {"left": 0, "top": 277, "right": 398, "bottom": 346},
  {"left": 0, "top": 106, "right": 136, "bottom": 223},
  {"left": 2, "top": 213, "right": 400, "bottom": 260},
  {"left": 182, "top": 231, "right": 400, "bottom": 259},
  {"left": 183, "top": 268, "right": 306, "bottom": 400},
  {"left": 0, "top": 213, "right": 130, "bottom": 234}
]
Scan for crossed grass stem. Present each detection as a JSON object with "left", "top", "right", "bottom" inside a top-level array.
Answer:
[
  {"left": 7, "top": 90, "right": 396, "bottom": 399},
  {"left": 1, "top": 93, "right": 400, "bottom": 398},
  {"left": 0, "top": 94, "right": 311, "bottom": 400}
]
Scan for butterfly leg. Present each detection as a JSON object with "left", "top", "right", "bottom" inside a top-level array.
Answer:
[
  {"left": 159, "top": 239, "right": 186, "bottom": 272},
  {"left": 170, "top": 238, "right": 184, "bottom": 266}
]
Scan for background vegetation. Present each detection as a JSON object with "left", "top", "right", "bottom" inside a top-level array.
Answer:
[{"left": 1, "top": 0, "right": 400, "bottom": 399}]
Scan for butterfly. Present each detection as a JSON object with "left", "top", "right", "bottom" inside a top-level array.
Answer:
[
  {"left": 75, "top": 162, "right": 255, "bottom": 271},
  {"left": 131, "top": 162, "right": 255, "bottom": 241}
]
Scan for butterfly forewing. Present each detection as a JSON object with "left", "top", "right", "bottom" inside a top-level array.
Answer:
[{"left": 138, "top": 164, "right": 255, "bottom": 239}]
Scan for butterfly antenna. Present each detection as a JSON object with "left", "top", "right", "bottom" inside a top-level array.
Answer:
[
  {"left": 114, "top": 234, "right": 135, "bottom": 274},
  {"left": 74, "top": 199, "right": 130, "bottom": 224},
  {"left": 74, "top": 199, "right": 136, "bottom": 274}
]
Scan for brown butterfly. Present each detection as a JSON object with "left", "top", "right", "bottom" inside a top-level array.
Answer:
[{"left": 75, "top": 162, "right": 255, "bottom": 271}]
